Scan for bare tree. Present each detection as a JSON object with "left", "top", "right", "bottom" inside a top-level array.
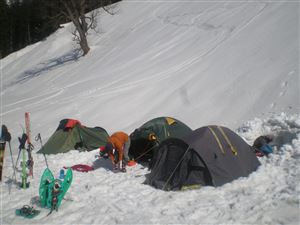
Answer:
[
  {"left": 50, "top": 0, "right": 118, "bottom": 56},
  {"left": 60, "top": 0, "right": 94, "bottom": 55}
]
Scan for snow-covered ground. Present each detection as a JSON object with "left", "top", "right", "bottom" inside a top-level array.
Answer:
[{"left": 0, "top": 1, "right": 299, "bottom": 224}]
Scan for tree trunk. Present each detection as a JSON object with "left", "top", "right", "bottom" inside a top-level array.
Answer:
[
  {"left": 80, "top": 36, "right": 90, "bottom": 55},
  {"left": 27, "top": 24, "right": 31, "bottom": 45},
  {"left": 76, "top": 22, "right": 90, "bottom": 55}
]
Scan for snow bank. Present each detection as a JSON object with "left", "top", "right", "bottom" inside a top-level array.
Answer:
[{"left": 1, "top": 114, "right": 299, "bottom": 225}]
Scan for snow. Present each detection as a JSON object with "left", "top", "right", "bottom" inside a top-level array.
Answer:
[{"left": 0, "top": 1, "right": 299, "bottom": 224}]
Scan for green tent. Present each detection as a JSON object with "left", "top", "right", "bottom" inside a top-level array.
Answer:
[
  {"left": 37, "top": 119, "right": 109, "bottom": 155},
  {"left": 129, "top": 117, "right": 193, "bottom": 162}
]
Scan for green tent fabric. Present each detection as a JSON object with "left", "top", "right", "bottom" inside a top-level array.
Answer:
[
  {"left": 129, "top": 117, "right": 193, "bottom": 162},
  {"left": 37, "top": 119, "right": 109, "bottom": 155}
]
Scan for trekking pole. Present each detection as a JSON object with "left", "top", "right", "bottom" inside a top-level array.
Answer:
[
  {"left": 8, "top": 142, "right": 17, "bottom": 183},
  {"left": 1, "top": 125, "right": 17, "bottom": 183},
  {"left": 35, "top": 133, "right": 49, "bottom": 169}
]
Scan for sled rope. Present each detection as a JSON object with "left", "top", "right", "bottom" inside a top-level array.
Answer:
[
  {"left": 208, "top": 127, "right": 225, "bottom": 154},
  {"left": 217, "top": 126, "right": 237, "bottom": 155}
]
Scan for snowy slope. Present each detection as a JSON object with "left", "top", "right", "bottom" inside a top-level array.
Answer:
[{"left": 0, "top": 1, "right": 299, "bottom": 224}]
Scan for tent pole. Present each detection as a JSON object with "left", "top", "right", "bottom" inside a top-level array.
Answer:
[
  {"left": 134, "top": 141, "right": 159, "bottom": 162},
  {"left": 162, "top": 147, "right": 190, "bottom": 191}
]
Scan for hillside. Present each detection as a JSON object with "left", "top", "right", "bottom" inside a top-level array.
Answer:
[{"left": 0, "top": 1, "right": 299, "bottom": 224}]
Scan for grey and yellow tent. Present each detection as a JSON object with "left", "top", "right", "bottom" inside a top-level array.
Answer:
[
  {"left": 37, "top": 119, "right": 109, "bottom": 154},
  {"left": 129, "top": 117, "right": 193, "bottom": 162},
  {"left": 146, "top": 125, "right": 260, "bottom": 190}
]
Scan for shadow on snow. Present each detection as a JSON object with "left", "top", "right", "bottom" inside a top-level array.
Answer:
[{"left": 16, "top": 49, "right": 82, "bottom": 84}]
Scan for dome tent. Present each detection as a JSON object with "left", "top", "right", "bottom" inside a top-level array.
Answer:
[
  {"left": 129, "top": 117, "right": 193, "bottom": 162},
  {"left": 146, "top": 125, "right": 260, "bottom": 190}
]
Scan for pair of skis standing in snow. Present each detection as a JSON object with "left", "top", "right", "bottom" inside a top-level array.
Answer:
[
  {"left": 1, "top": 113, "right": 73, "bottom": 218},
  {"left": 0, "top": 113, "right": 32, "bottom": 186}
]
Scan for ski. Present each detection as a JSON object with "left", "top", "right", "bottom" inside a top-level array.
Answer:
[
  {"left": 25, "top": 112, "right": 34, "bottom": 178},
  {"left": 21, "top": 143, "right": 29, "bottom": 189},
  {"left": 16, "top": 133, "right": 30, "bottom": 189},
  {"left": 15, "top": 133, "right": 27, "bottom": 170}
]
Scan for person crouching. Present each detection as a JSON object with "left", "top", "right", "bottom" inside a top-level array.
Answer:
[{"left": 100, "top": 131, "right": 130, "bottom": 172}]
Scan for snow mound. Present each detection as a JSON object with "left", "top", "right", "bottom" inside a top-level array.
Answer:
[{"left": 1, "top": 114, "right": 299, "bottom": 224}]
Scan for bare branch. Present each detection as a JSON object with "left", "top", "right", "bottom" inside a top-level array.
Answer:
[
  {"left": 71, "top": 29, "right": 80, "bottom": 43},
  {"left": 103, "top": 6, "right": 115, "bottom": 15}
]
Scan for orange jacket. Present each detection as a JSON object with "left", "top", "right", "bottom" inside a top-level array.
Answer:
[{"left": 108, "top": 131, "right": 129, "bottom": 163}]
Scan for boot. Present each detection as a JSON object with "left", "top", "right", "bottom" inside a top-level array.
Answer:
[
  {"left": 120, "top": 160, "right": 126, "bottom": 173},
  {"left": 112, "top": 163, "right": 119, "bottom": 172}
]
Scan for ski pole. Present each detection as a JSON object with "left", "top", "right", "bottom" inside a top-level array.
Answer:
[
  {"left": 35, "top": 133, "right": 49, "bottom": 169},
  {"left": 15, "top": 148, "right": 21, "bottom": 169},
  {"left": 1, "top": 125, "right": 17, "bottom": 183},
  {"left": 14, "top": 147, "right": 22, "bottom": 169},
  {"left": 8, "top": 142, "right": 17, "bottom": 183}
]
